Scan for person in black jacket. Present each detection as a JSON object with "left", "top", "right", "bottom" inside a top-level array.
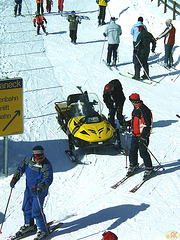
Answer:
[
  {"left": 133, "top": 25, "right": 156, "bottom": 80},
  {"left": 103, "top": 79, "right": 126, "bottom": 131}
]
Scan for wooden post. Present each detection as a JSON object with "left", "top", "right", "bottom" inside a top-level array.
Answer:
[
  {"left": 173, "top": 1, "right": 176, "bottom": 20},
  {"left": 164, "top": 0, "right": 167, "bottom": 13}
]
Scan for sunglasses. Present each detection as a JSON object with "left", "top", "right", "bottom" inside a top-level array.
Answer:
[{"left": 33, "top": 154, "right": 44, "bottom": 160}]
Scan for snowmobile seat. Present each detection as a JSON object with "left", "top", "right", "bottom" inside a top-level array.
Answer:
[
  {"left": 55, "top": 101, "right": 70, "bottom": 118},
  {"left": 67, "top": 93, "right": 86, "bottom": 106}
]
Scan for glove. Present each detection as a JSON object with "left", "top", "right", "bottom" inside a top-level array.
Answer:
[
  {"left": 134, "top": 49, "right": 137, "bottom": 55},
  {"left": 10, "top": 178, "right": 17, "bottom": 188},
  {"left": 125, "top": 120, "right": 131, "bottom": 127},
  {"left": 103, "top": 33, "right": 107, "bottom": 37},
  {"left": 31, "top": 185, "right": 40, "bottom": 195},
  {"left": 34, "top": 24, "right": 36, "bottom": 27},
  {"left": 138, "top": 137, "right": 147, "bottom": 145},
  {"left": 151, "top": 48, "right": 155, "bottom": 53},
  {"left": 156, "top": 37, "right": 159, "bottom": 40}
]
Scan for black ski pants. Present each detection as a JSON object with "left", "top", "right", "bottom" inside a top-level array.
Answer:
[
  {"left": 129, "top": 135, "right": 153, "bottom": 169},
  {"left": 134, "top": 52, "right": 149, "bottom": 78},
  {"left": 98, "top": 6, "right": 106, "bottom": 24},
  {"left": 14, "top": 3, "right": 22, "bottom": 15},
  {"left": 70, "top": 29, "right": 77, "bottom": 43},
  {"left": 37, "top": 3, "right": 44, "bottom": 15},
  {"left": 107, "top": 44, "right": 119, "bottom": 64}
]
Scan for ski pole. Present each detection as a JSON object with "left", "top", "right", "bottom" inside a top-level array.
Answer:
[
  {"left": 107, "top": 6, "right": 112, "bottom": 18},
  {"left": 135, "top": 54, "right": 152, "bottom": 82},
  {"left": 0, "top": 188, "right": 13, "bottom": 234},
  {"left": 143, "top": 143, "right": 165, "bottom": 170},
  {"left": 125, "top": 130, "right": 128, "bottom": 168},
  {"left": 100, "top": 36, "right": 106, "bottom": 63},
  {"left": 36, "top": 195, "right": 50, "bottom": 234}
]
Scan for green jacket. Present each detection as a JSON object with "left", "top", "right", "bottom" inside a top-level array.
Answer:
[{"left": 68, "top": 15, "right": 81, "bottom": 30}]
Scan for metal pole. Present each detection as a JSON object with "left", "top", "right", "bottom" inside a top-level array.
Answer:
[{"left": 4, "top": 136, "right": 8, "bottom": 177}]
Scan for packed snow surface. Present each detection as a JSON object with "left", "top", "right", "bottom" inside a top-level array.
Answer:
[{"left": 0, "top": 0, "right": 180, "bottom": 239}]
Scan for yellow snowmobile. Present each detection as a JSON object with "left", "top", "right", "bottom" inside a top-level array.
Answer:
[{"left": 55, "top": 87, "right": 120, "bottom": 162}]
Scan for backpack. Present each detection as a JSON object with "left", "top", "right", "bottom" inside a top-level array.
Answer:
[{"left": 102, "top": 231, "right": 118, "bottom": 240}]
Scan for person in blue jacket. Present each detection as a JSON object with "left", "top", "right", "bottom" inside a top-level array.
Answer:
[
  {"left": 131, "top": 17, "right": 147, "bottom": 63},
  {"left": 14, "top": 0, "right": 22, "bottom": 17},
  {"left": 10, "top": 146, "right": 53, "bottom": 240}
]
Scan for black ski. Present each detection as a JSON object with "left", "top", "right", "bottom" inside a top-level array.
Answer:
[
  {"left": 129, "top": 166, "right": 162, "bottom": 193},
  {"left": 111, "top": 163, "right": 144, "bottom": 189}
]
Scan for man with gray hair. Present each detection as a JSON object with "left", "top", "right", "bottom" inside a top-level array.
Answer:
[{"left": 103, "top": 17, "right": 122, "bottom": 66}]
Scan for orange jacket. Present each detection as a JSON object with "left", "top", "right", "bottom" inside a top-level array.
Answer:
[
  {"left": 33, "top": 15, "right": 47, "bottom": 25},
  {"left": 36, "top": 0, "right": 43, "bottom": 3}
]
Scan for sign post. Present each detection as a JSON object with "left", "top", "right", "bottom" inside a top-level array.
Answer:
[{"left": 0, "top": 77, "right": 23, "bottom": 176}]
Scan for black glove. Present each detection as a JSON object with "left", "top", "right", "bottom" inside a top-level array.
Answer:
[
  {"left": 134, "top": 49, "right": 137, "bottom": 55},
  {"left": 10, "top": 177, "right": 17, "bottom": 188},
  {"left": 103, "top": 33, "right": 107, "bottom": 37},
  {"left": 125, "top": 120, "right": 131, "bottom": 127},
  {"left": 138, "top": 137, "right": 147, "bottom": 145},
  {"left": 31, "top": 185, "right": 39, "bottom": 195},
  {"left": 151, "top": 48, "right": 155, "bottom": 53}
]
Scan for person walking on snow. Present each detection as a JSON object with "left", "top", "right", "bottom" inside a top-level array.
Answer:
[
  {"left": 33, "top": 12, "right": 47, "bottom": 35},
  {"left": 133, "top": 25, "right": 156, "bottom": 80},
  {"left": 10, "top": 146, "right": 53, "bottom": 240},
  {"left": 14, "top": 0, "right": 22, "bottom": 17},
  {"left": 36, "top": 0, "right": 44, "bottom": 15},
  {"left": 131, "top": 16, "right": 147, "bottom": 63},
  {"left": 156, "top": 19, "right": 176, "bottom": 68},
  {"left": 58, "top": 0, "right": 64, "bottom": 14},
  {"left": 68, "top": 11, "right": 81, "bottom": 44},
  {"left": 46, "top": 0, "right": 52, "bottom": 13},
  {"left": 103, "top": 17, "right": 122, "bottom": 66},
  {"left": 126, "top": 93, "right": 154, "bottom": 179},
  {"left": 96, "top": 0, "right": 110, "bottom": 26}
]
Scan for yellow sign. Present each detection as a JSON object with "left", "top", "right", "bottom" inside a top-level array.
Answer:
[
  {"left": 0, "top": 78, "right": 23, "bottom": 136},
  {"left": 166, "top": 231, "right": 179, "bottom": 239}
]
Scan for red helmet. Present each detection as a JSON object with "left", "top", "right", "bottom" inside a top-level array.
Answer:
[
  {"left": 129, "top": 93, "right": 141, "bottom": 103},
  {"left": 102, "top": 231, "right": 118, "bottom": 240},
  {"left": 104, "top": 83, "right": 114, "bottom": 92}
]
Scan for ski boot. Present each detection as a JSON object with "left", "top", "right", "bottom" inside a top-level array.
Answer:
[
  {"left": 34, "top": 230, "right": 48, "bottom": 240},
  {"left": 15, "top": 225, "right": 37, "bottom": 237},
  {"left": 126, "top": 164, "right": 139, "bottom": 176},
  {"left": 143, "top": 167, "right": 154, "bottom": 180}
]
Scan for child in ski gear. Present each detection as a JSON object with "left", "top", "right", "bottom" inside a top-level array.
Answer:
[
  {"left": 102, "top": 231, "right": 118, "bottom": 240},
  {"left": 46, "top": 0, "right": 52, "bottom": 13},
  {"left": 103, "top": 17, "right": 122, "bottom": 66},
  {"left": 36, "top": 0, "right": 44, "bottom": 15},
  {"left": 133, "top": 25, "right": 156, "bottom": 80},
  {"left": 14, "top": 0, "right": 22, "bottom": 17},
  {"left": 10, "top": 146, "right": 53, "bottom": 240},
  {"left": 126, "top": 93, "right": 153, "bottom": 178},
  {"left": 58, "top": 0, "right": 64, "bottom": 14},
  {"left": 68, "top": 11, "right": 81, "bottom": 44},
  {"left": 103, "top": 79, "right": 126, "bottom": 130},
  {"left": 33, "top": 13, "right": 47, "bottom": 35},
  {"left": 131, "top": 16, "right": 147, "bottom": 63},
  {"left": 156, "top": 19, "right": 176, "bottom": 68},
  {"left": 96, "top": 0, "right": 110, "bottom": 25}
]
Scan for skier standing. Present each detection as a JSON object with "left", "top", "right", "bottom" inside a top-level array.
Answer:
[
  {"left": 156, "top": 19, "right": 176, "bottom": 68},
  {"left": 103, "top": 17, "right": 122, "bottom": 66},
  {"left": 58, "top": 0, "right": 64, "bottom": 14},
  {"left": 131, "top": 16, "right": 147, "bottom": 63},
  {"left": 36, "top": 0, "right": 44, "bottom": 15},
  {"left": 10, "top": 146, "right": 53, "bottom": 240},
  {"left": 103, "top": 79, "right": 126, "bottom": 132},
  {"left": 126, "top": 93, "right": 154, "bottom": 179},
  {"left": 96, "top": 0, "right": 110, "bottom": 26},
  {"left": 68, "top": 11, "right": 81, "bottom": 44},
  {"left": 46, "top": 0, "right": 52, "bottom": 13},
  {"left": 33, "top": 12, "right": 47, "bottom": 35},
  {"left": 133, "top": 25, "right": 156, "bottom": 80},
  {"left": 14, "top": 0, "right": 22, "bottom": 17}
]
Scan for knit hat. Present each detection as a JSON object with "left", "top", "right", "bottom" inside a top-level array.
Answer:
[
  {"left": 104, "top": 83, "right": 114, "bottom": 92},
  {"left": 165, "top": 19, "right": 172, "bottom": 24},
  {"left": 138, "top": 16, "right": 143, "bottom": 22},
  {"left": 33, "top": 146, "right": 44, "bottom": 155},
  {"left": 129, "top": 93, "right": 141, "bottom": 103},
  {"left": 71, "top": 10, "right": 75, "bottom": 14},
  {"left": 102, "top": 231, "right": 118, "bottom": 240},
  {"left": 110, "top": 17, "right": 115, "bottom": 22}
]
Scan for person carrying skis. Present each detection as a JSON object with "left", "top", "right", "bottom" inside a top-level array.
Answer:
[
  {"left": 103, "top": 17, "right": 122, "bottom": 66},
  {"left": 46, "top": 0, "right": 52, "bottom": 13},
  {"left": 133, "top": 25, "right": 156, "bottom": 80},
  {"left": 36, "top": 0, "right": 44, "bottom": 15},
  {"left": 68, "top": 11, "right": 81, "bottom": 44},
  {"left": 103, "top": 79, "right": 126, "bottom": 132},
  {"left": 96, "top": 0, "right": 110, "bottom": 26},
  {"left": 131, "top": 16, "right": 147, "bottom": 63},
  {"left": 102, "top": 231, "right": 118, "bottom": 240},
  {"left": 156, "top": 19, "right": 176, "bottom": 68},
  {"left": 126, "top": 93, "right": 154, "bottom": 179},
  {"left": 58, "top": 0, "right": 64, "bottom": 14},
  {"left": 33, "top": 12, "right": 47, "bottom": 35},
  {"left": 14, "top": 0, "right": 22, "bottom": 17},
  {"left": 10, "top": 146, "right": 53, "bottom": 240}
]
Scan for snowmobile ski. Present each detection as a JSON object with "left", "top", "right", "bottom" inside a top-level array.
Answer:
[
  {"left": 111, "top": 163, "right": 144, "bottom": 189},
  {"left": 7, "top": 221, "right": 55, "bottom": 240},
  {"left": 129, "top": 166, "right": 163, "bottom": 193},
  {"left": 65, "top": 150, "right": 78, "bottom": 163},
  {"left": 118, "top": 72, "right": 151, "bottom": 84}
]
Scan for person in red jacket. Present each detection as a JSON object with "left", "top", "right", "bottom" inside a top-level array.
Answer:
[
  {"left": 102, "top": 231, "right": 118, "bottom": 240},
  {"left": 126, "top": 93, "right": 153, "bottom": 179},
  {"left": 46, "top": 0, "right": 52, "bottom": 13},
  {"left": 156, "top": 19, "right": 176, "bottom": 68},
  {"left": 36, "top": 0, "right": 44, "bottom": 15},
  {"left": 58, "top": 0, "right": 64, "bottom": 14},
  {"left": 33, "top": 12, "right": 47, "bottom": 35}
]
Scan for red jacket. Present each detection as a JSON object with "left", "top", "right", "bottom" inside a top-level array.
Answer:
[
  {"left": 158, "top": 24, "right": 176, "bottom": 45},
  {"left": 131, "top": 102, "right": 153, "bottom": 137},
  {"left": 36, "top": 0, "right": 43, "bottom": 3},
  {"left": 33, "top": 15, "right": 47, "bottom": 25}
]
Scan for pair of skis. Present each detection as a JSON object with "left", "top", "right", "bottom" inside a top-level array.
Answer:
[
  {"left": 8, "top": 221, "right": 63, "bottom": 240},
  {"left": 111, "top": 164, "right": 162, "bottom": 193}
]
